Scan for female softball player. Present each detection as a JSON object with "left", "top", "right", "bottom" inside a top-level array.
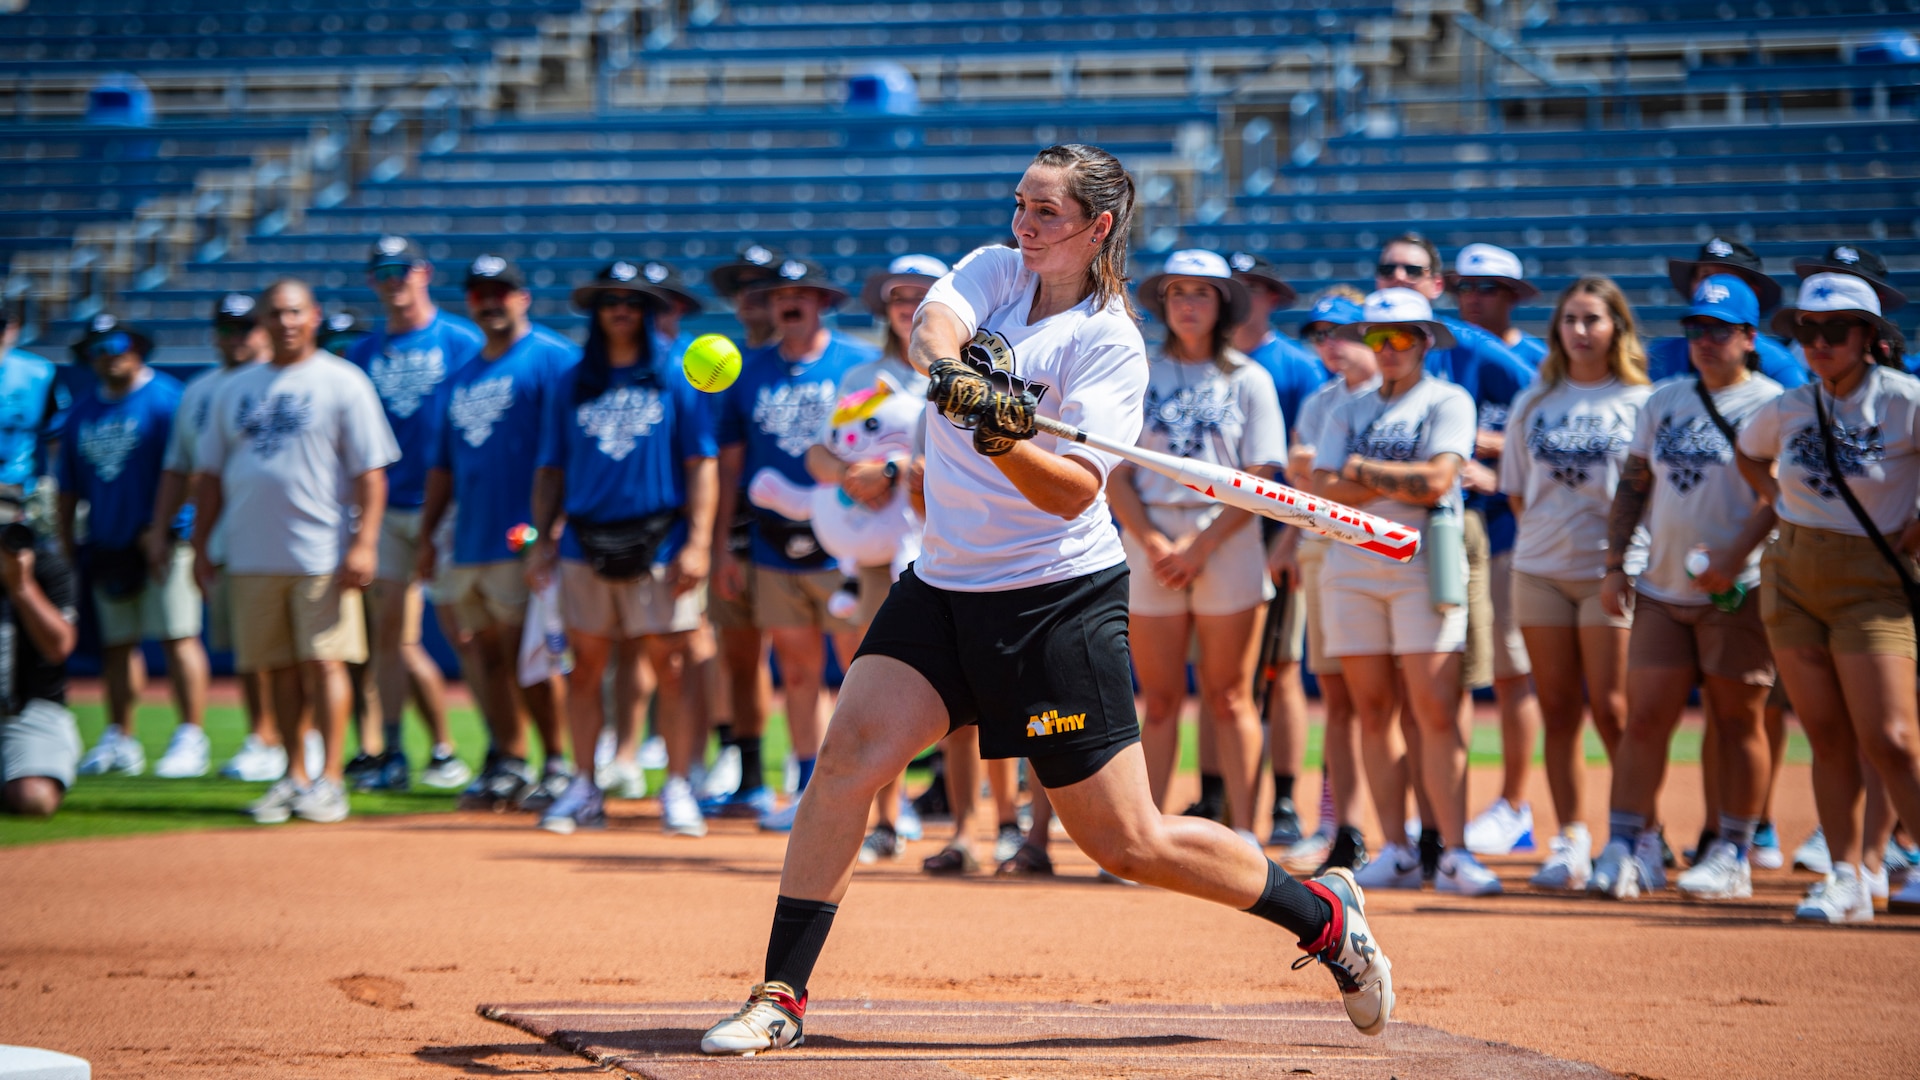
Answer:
[{"left": 699, "top": 144, "right": 1392, "bottom": 1055}]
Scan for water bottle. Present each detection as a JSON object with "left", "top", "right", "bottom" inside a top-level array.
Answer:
[
  {"left": 1685, "top": 545, "right": 1748, "bottom": 613},
  {"left": 1425, "top": 500, "right": 1467, "bottom": 613}
]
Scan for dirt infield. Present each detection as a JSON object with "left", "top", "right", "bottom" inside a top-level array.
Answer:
[{"left": 4, "top": 761, "right": 1919, "bottom": 1079}]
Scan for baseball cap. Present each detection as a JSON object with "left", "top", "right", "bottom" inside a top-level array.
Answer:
[
  {"left": 1299, "top": 294, "right": 1366, "bottom": 332},
  {"left": 1684, "top": 274, "right": 1759, "bottom": 327},
  {"left": 213, "top": 292, "right": 258, "bottom": 327},
  {"left": 464, "top": 253, "right": 526, "bottom": 290},
  {"left": 861, "top": 253, "right": 949, "bottom": 315},
  {"left": 1448, "top": 243, "right": 1538, "bottom": 300},
  {"left": 367, "top": 234, "right": 428, "bottom": 270}
]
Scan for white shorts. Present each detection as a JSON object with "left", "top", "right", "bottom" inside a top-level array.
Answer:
[
  {"left": 1121, "top": 504, "right": 1275, "bottom": 618},
  {"left": 0, "top": 700, "right": 82, "bottom": 790},
  {"left": 93, "top": 542, "right": 202, "bottom": 647},
  {"left": 376, "top": 508, "right": 424, "bottom": 584},
  {"left": 1321, "top": 578, "right": 1468, "bottom": 658}
]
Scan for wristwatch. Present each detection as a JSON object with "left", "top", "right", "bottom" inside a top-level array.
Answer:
[{"left": 882, "top": 460, "right": 901, "bottom": 486}]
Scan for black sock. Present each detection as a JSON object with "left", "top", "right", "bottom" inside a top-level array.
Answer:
[
  {"left": 382, "top": 721, "right": 403, "bottom": 755},
  {"left": 737, "top": 736, "right": 764, "bottom": 793},
  {"left": 716, "top": 723, "right": 735, "bottom": 747},
  {"left": 1199, "top": 772, "right": 1225, "bottom": 804},
  {"left": 764, "top": 896, "right": 838, "bottom": 994},
  {"left": 1273, "top": 772, "right": 1296, "bottom": 804},
  {"left": 1244, "top": 860, "right": 1332, "bottom": 946},
  {"left": 1419, "top": 828, "right": 1443, "bottom": 877}
]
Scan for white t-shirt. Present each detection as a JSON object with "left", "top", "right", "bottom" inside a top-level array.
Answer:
[
  {"left": 1130, "top": 350, "right": 1286, "bottom": 506},
  {"left": 1630, "top": 374, "right": 1783, "bottom": 605},
  {"left": 196, "top": 351, "right": 401, "bottom": 576},
  {"left": 170, "top": 361, "right": 260, "bottom": 566},
  {"left": 1500, "top": 376, "right": 1652, "bottom": 580},
  {"left": 1738, "top": 364, "right": 1920, "bottom": 536},
  {"left": 1313, "top": 374, "right": 1475, "bottom": 583},
  {"left": 914, "top": 244, "right": 1148, "bottom": 591}
]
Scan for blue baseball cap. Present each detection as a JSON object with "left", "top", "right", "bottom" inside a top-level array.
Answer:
[
  {"left": 1686, "top": 274, "right": 1760, "bottom": 327},
  {"left": 1300, "top": 294, "right": 1364, "bottom": 331}
]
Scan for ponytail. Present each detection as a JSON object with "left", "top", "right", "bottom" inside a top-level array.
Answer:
[{"left": 1030, "top": 143, "right": 1138, "bottom": 321}]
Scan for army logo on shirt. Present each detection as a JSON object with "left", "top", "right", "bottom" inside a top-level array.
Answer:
[
  {"left": 959, "top": 328, "right": 1052, "bottom": 405},
  {"left": 79, "top": 416, "right": 142, "bottom": 483},
  {"left": 450, "top": 375, "right": 516, "bottom": 448},
  {"left": 1786, "top": 421, "right": 1882, "bottom": 500},
  {"left": 1653, "top": 414, "right": 1731, "bottom": 495},
  {"left": 369, "top": 345, "right": 446, "bottom": 418},
  {"left": 1147, "top": 384, "right": 1234, "bottom": 459},
  {"left": 1523, "top": 411, "right": 1632, "bottom": 489},
  {"left": 753, "top": 381, "right": 839, "bottom": 458},
  {"left": 577, "top": 386, "right": 666, "bottom": 462},
  {"left": 237, "top": 393, "right": 312, "bottom": 458}
]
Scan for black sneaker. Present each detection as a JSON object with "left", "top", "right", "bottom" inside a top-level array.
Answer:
[
  {"left": 1418, "top": 828, "right": 1443, "bottom": 882},
  {"left": 517, "top": 765, "right": 573, "bottom": 814},
  {"left": 1268, "top": 798, "right": 1304, "bottom": 847},
  {"left": 1317, "top": 826, "right": 1369, "bottom": 876},
  {"left": 343, "top": 752, "right": 381, "bottom": 788},
  {"left": 1685, "top": 829, "right": 1716, "bottom": 867},
  {"left": 1181, "top": 796, "right": 1226, "bottom": 824},
  {"left": 910, "top": 763, "right": 951, "bottom": 822},
  {"left": 357, "top": 750, "right": 410, "bottom": 792}
]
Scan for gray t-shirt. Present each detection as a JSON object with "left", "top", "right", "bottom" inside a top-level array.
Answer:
[
  {"left": 1130, "top": 350, "right": 1287, "bottom": 507},
  {"left": 1294, "top": 373, "right": 1381, "bottom": 460},
  {"left": 169, "top": 361, "right": 259, "bottom": 566},
  {"left": 1500, "top": 376, "right": 1652, "bottom": 580},
  {"left": 1738, "top": 364, "right": 1920, "bottom": 536},
  {"left": 196, "top": 351, "right": 401, "bottom": 576},
  {"left": 1314, "top": 374, "right": 1475, "bottom": 583},
  {"left": 1630, "top": 373, "right": 1783, "bottom": 605}
]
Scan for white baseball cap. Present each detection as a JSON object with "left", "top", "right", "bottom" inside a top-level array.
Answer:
[
  {"left": 860, "top": 253, "right": 950, "bottom": 315},
  {"left": 1334, "top": 288, "right": 1457, "bottom": 349},
  {"left": 1769, "top": 272, "right": 1897, "bottom": 340},
  {"left": 1447, "top": 243, "right": 1538, "bottom": 299}
]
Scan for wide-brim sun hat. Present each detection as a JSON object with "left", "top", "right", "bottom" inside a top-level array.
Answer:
[
  {"left": 1445, "top": 242, "right": 1539, "bottom": 301},
  {"left": 1666, "top": 235, "right": 1783, "bottom": 312},
  {"left": 861, "top": 253, "right": 949, "bottom": 316},
  {"left": 1769, "top": 272, "right": 1899, "bottom": 342},
  {"left": 1225, "top": 250, "right": 1298, "bottom": 309},
  {"left": 710, "top": 241, "right": 783, "bottom": 299},
  {"left": 1332, "top": 288, "right": 1457, "bottom": 350},
  {"left": 70, "top": 312, "right": 155, "bottom": 360},
  {"left": 741, "top": 257, "right": 850, "bottom": 310},
  {"left": 570, "top": 260, "right": 672, "bottom": 313},
  {"left": 1792, "top": 243, "right": 1906, "bottom": 313},
  {"left": 638, "top": 260, "right": 706, "bottom": 315},
  {"left": 1138, "top": 249, "right": 1252, "bottom": 330}
]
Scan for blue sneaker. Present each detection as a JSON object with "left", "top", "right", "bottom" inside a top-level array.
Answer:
[
  {"left": 539, "top": 775, "right": 606, "bottom": 835},
  {"left": 759, "top": 793, "right": 802, "bottom": 832},
  {"left": 1751, "top": 821, "right": 1784, "bottom": 870},
  {"left": 701, "top": 785, "right": 777, "bottom": 819},
  {"left": 358, "top": 750, "right": 411, "bottom": 792}
]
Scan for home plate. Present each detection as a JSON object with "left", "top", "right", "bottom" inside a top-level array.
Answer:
[{"left": 477, "top": 999, "right": 1611, "bottom": 1079}]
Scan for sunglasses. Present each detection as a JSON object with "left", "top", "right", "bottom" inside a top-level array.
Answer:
[
  {"left": 1376, "top": 262, "right": 1432, "bottom": 280},
  {"left": 83, "top": 332, "right": 132, "bottom": 363},
  {"left": 1363, "top": 327, "right": 1425, "bottom": 353},
  {"left": 1454, "top": 281, "right": 1512, "bottom": 296},
  {"left": 597, "top": 294, "right": 648, "bottom": 311},
  {"left": 214, "top": 321, "right": 255, "bottom": 337},
  {"left": 1791, "top": 318, "right": 1862, "bottom": 347},
  {"left": 1304, "top": 328, "right": 1336, "bottom": 345},
  {"left": 1682, "top": 322, "right": 1744, "bottom": 345},
  {"left": 371, "top": 264, "right": 416, "bottom": 282}
]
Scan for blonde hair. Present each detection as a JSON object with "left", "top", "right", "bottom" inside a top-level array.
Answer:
[
  {"left": 1539, "top": 275, "right": 1649, "bottom": 390},
  {"left": 1312, "top": 283, "right": 1366, "bottom": 306}
]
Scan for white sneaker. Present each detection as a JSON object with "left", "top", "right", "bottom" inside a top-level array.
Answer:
[
  {"left": 661, "top": 775, "right": 708, "bottom": 837},
  {"left": 302, "top": 730, "right": 326, "bottom": 782},
  {"left": 1795, "top": 864, "right": 1872, "bottom": 924},
  {"left": 1793, "top": 828, "right": 1831, "bottom": 874},
  {"left": 597, "top": 759, "right": 647, "bottom": 800},
  {"left": 1590, "top": 838, "right": 1641, "bottom": 899},
  {"left": 221, "top": 735, "right": 288, "bottom": 782},
  {"left": 79, "top": 725, "right": 145, "bottom": 776},
  {"left": 1435, "top": 848, "right": 1503, "bottom": 896},
  {"left": 1889, "top": 870, "right": 1920, "bottom": 915},
  {"left": 1865, "top": 863, "right": 1890, "bottom": 903},
  {"left": 1750, "top": 823, "right": 1785, "bottom": 870},
  {"left": 249, "top": 777, "right": 303, "bottom": 824},
  {"left": 782, "top": 753, "right": 800, "bottom": 794},
  {"left": 594, "top": 728, "right": 617, "bottom": 770},
  {"left": 1529, "top": 826, "right": 1592, "bottom": 891},
  {"left": 1282, "top": 829, "right": 1334, "bottom": 873},
  {"left": 638, "top": 734, "right": 668, "bottom": 771},
  {"left": 699, "top": 744, "right": 743, "bottom": 800},
  {"left": 153, "top": 724, "right": 211, "bottom": 779},
  {"left": 1464, "top": 799, "right": 1536, "bottom": 856},
  {"left": 1632, "top": 828, "right": 1667, "bottom": 893},
  {"left": 1353, "top": 842, "right": 1423, "bottom": 890},
  {"left": 1404, "top": 815, "right": 1422, "bottom": 846},
  {"left": 1677, "top": 839, "right": 1752, "bottom": 900},
  {"left": 291, "top": 777, "right": 350, "bottom": 823},
  {"left": 759, "top": 795, "right": 801, "bottom": 833},
  {"left": 896, "top": 793, "right": 923, "bottom": 841},
  {"left": 1303, "top": 867, "right": 1395, "bottom": 1036},
  {"left": 419, "top": 751, "right": 473, "bottom": 789},
  {"left": 701, "top": 981, "right": 807, "bottom": 1055}
]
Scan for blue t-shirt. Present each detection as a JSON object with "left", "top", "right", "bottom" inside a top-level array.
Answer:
[
  {"left": 1511, "top": 331, "right": 1549, "bottom": 369},
  {"left": 58, "top": 372, "right": 184, "bottom": 549},
  {"left": 1, "top": 348, "right": 67, "bottom": 492},
  {"left": 537, "top": 356, "right": 718, "bottom": 566},
  {"left": 1426, "top": 316, "right": 1537, "bottom": 554},
  {"left": 1247, "top": 332, "right": 1328, "bottom": 436},
  {"left": 1646, "top": 334, "right": 1807, "bottom": 389},
  {"left": 434, "top": 326, "right": 580, "bottom": 566},
  {"left": 346, "top": 311, "right": 486, "bottom": 508},
  {"left": 717, "top": 333, "right": 876, "bottom": 570}
]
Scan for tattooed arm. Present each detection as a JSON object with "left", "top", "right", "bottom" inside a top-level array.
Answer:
[
  {"left": 1331, "top": 452, "right": 1464, "bottom": 508},
  {"left": 1599, "top": 454, "right": 1653, "bottom": 617},
  {"left": 1735, "top": 450, "right": 1779, "bottom": 508}
]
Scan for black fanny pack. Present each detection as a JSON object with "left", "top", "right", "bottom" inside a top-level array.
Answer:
[
  {"left": 753, "top": 508, "right": 829, "bottom": 567},
  {"left": 571, "top": 510, "right": 681, "bottom": 581},
  {"left": 87, "top": 542, "right": 150, "bottom": 600}
]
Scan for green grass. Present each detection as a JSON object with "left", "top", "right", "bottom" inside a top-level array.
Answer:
[{"left": 3, "top": 698, "right": 1811, "bottom": 848}]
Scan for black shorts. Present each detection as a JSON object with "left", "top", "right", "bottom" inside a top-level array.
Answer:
[{"left": 855, "top": 563, "right": 1139, "bottom": 789}]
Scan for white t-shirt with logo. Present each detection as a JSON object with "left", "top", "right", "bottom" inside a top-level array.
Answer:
[
  {"left": 168, "top": 361, "right": 259, "bottom": 565},
  {"left": 1630, "top": 374, "right": 1783, "bottom": 605},
  {"left": 1130, "top": 350, "right": 1286, "bottom": 507},
  {"left": 196, "top": 351, "right": 401, "bottom": 576},
  {"left": 1500, "top": 376, "right": 1652, "bottom": 580},
  {"left": 1738, "top": 364, "right": 1920, "bottom": 536},
  {"left": 914, "top": 244, "right": 1148, "bottom": 591},
  {"left": 1312, "top": 374, "right": 1476, "bottom": 585}
]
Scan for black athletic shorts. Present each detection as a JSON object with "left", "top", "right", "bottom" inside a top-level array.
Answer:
[{"left": 855, "top": 562, "right": 1140, "bottom": 790}]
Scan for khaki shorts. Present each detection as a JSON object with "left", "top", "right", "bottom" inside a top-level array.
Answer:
[
  {"left": 856, "top": 562, "right": 895, "bottom": 629},
  {"left": 0, "top": 699, "right": 83, "bottom": 789},
  {"left": 438, "top": 560, "right": 530, "bottom": 636},
  {"left": 1461, "top": 510, "right": 1494, "bottom": 691},
  {"left": 1121, "top": 504, "right": 1276, "bottom": 618},
  {"left": 1489, "top": 549, "right": 1531, "bottom": 678},
  {"left": 93, "top": 542, "right": 202, "bottom": 647},
  {"left": 228, "top": 574, "right": 369, "bottom": 673},
  {"left": 708, "top": 554, "right": 758, "bottom": 632},
  {"left": 1513, "top": 570, "right": 1633, "bottom": 630},
  {"left": 1630, "top": 593, "right": 1777, "bottom": 686},
  {"left": 1761, "top": 521, "right": 1917, "bottom": 658},
  {"left": 1299, "top": 537, "right": 1339, "bottom": 675},
  {"left": 376, "top": 507, "right": 425, "bottom": 584},
  {"left": 754, "top": 564, "right": 859, "bottom": 632},
  {"left": 560, "top": 559, "right": 704, "bottom": 640}
]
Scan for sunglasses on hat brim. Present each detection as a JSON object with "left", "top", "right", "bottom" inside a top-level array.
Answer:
[{"left": 1362, "top": 327, "right": 1428, "bottom": 353}]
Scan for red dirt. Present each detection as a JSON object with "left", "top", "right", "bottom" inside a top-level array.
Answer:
[{"left": 3, "top": 760, "right": 1918, "bottom": 1079}]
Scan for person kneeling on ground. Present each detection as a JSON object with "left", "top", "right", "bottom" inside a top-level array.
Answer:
[{"left": 0, "top": 489, "right": 82, "bottom": 817}]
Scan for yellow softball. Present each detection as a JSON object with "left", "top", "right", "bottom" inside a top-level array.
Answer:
[{"left": 682, "top": 333, "right": 743, "bottom": 393}]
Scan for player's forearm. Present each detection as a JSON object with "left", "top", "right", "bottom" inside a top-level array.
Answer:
[
  {"left": 189, "top": 474, "right": 223, "bottom": 555},
  {"left": 713, "top": 445, "right": 745, "bottom": 553},
  {"left": 1736, "top": 452, "right": 1780, "bottom": 507},
  {"left": 1341, "top": 455, "right": 1461, "bottom": 508},
  {"left": 54, "top": 492, "right": 77, "bottom": 554},
  {"left": 991, "top": 442, "right": 1102, "bottom": 520},
  {"left": 8, "top": 571, "right": 73, "bottom": 663},
  {"left": 150, "top": 471, "right": 188, "bottom": 539},
  {"left": 348, "top": 470, "right": 386, "bottom": 552},
  {"left": 1728, "top": 503, "right": 1779, "bottom": 563},
  {"left": 907, "top": 303, "right": 968, "bottom": 378},
  {"left": 805, "top": 443, "right": 847, "bottom": 486},
  {"left": 682, "top": 456, "right": 719, "bottom": 552},
  {"left": 419, "top": 469, "right": 453, "bottom": 538},
  {"left": 531, "top": 468, "right": 565, "bottom": 535},
  {"left": 1605, "top": 455, "right": 1653, "bottom": 562},
  {"left": 1313, "top": 469, "right": 1377, "bottom": 508}
]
